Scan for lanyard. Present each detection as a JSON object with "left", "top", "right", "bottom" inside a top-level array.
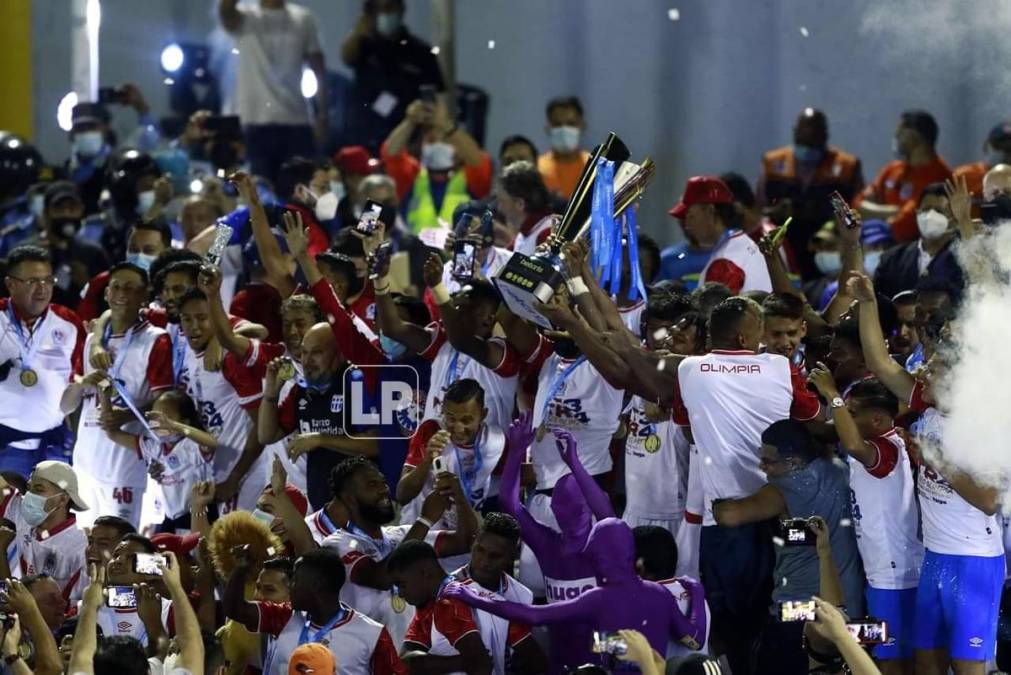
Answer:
[
  {"left": 102, "top": 321, "right": 160, "bottom": 443},
  {"left": 102, "top": 321, "right": 140, "bottom": 380},
  {"left": 539, "top": 356, "right": 587, "bottom": 425},
  {"left": 452, "top": 425, "right": 484, "bottom": 505},
  {"left": 6, "top": 305, "right": 46, "bottom": 372},
  {"left": 346, "top": 521, "right": 394, "bottom": 559},
  {"left": 298, "top": 607, "right": 347, "bottom": 645},
  {"left": 444, "top": 349, "right": 466, "bottom": 389},
  {"left": 318, "top": 509, "right": 337, "bottom": 536},
  {"left": 170, "top": 326, "right": 186, "bottom": 385}
]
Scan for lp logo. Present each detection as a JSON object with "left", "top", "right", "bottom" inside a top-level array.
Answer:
[{"left": 344, "top": 365, "right": 420, "bottom": 439}]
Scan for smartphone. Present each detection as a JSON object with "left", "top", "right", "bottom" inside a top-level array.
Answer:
[
  {"left": 846, "top": 620, "right": 889, "bottom": 646},
  {"left": 357, "top": 201, "right": 383, "bottom": 234},
  {"left": 369, "top": 241, "right": 392, "bottom": 280},
  {"left": 419, "top": 84, "right": 437, "bottom": 104},
  {"left": 204, "top": 115, "right": 241, "bottom": 136},
  {"left": 133, "top": 552, "right": 166, "bottom": 576},
  {"left": 591, "top": 631, "right": 628, "bottom": 656},
  {"left": 780, "top": 600, "right": 816, "bottom": 622},
  {"left": 782, "top": 518, "right": 815, "bottom": 546},
  {"left": 830, "top": 191, "right": 858, "bottom": 229},
  {"left": 98, "top": 86, "right": 126, "bottom": 105},
  {"left": 452, "top": 242, "right": 477, "bottom": 280},
  {"left": 205, "top": 221, "right": 234, "bottom": 267},
  {"left": 106, "top": 586, "right": 138, "bottom": 609},
  {"left": 432, "top": 456, "right": 446, "bottom": 473}
]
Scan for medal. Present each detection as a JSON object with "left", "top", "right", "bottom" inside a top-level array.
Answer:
[
  {"left": 644, "top": 433, "right": 661, "bottom": 453},
  {"left": 278, "top": 360, "right": 296, "bottom": 382},
  {"left": 19, "top": 368, "right": 37, "bottom": 387},
  {"left": 391, "top": 594, "right": 407, "bottom": 613}
]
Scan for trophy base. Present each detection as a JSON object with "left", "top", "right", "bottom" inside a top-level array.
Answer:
[{"left": 492, "top": 252, "right": 566, "bottom": 329}]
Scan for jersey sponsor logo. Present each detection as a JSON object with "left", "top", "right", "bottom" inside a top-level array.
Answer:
[
  {"left": 118, "top": 621, "right": 133, "bottom": 632},
  {"left": 366, "top": 303, "right": 377, "bottom": 321},
  {"left": 545, "top": 580, "right": 594, "bottom": 602},
  {"left": 330, "top": 395, "right": 344, "bottom": 414},
  {"left": 52, "top": 328, "right": 66, "bottom": 345},
  {"left": 969, "top": 637, "right": 983, "bottom": 647},
  {"left": 700, "top": 363, "right": 761, "bottom": 374}
]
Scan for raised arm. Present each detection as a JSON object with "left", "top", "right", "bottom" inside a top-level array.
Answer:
[
  {"left": 808, "top": 517, "right": 844, "bottom": 607},
  {"left": 821, "top": 206, "right": 863, "bottom": 326},
  {"left": 159, "top": 552, "right": 204, "bottom": 672},
  {"left": 4, "top": 580, "right": 61, "bottom": 675},
  {"left": 234, "top": 172, "right": 296, "bottom": 296},
  {"left": 68, "top": 565, "right": 105, "bottom": 675},
  {"left": 807, "top": 365, "right": 879, "bottom": 468},
  {"left": 258, "top": 358, "right": 286, "bottom": 444},
  {"left": 198, "top": 264, "right": 252, "bottom": 357},
  {"left": 430, "top": 473, "right": 480, "bottom": 557},
  {"left": 498, "top": 414, "right": 559, "bottom": 558},
  {"left": 267, "top": 458, "right": 318, "bottom": 555},
  {"left": 849, "top": 273, "right": 914, "bottom": 402},
  {"left": 61, "top": 369, "right": 110, "bottom": 415},
  {"left": 385, "top": 101, "right": 429, "bottom": 158},
  {"left": 444, "top": 582, "right": 602, "bottom": 626},
  {"left": 759, "top": 231, "right": 831, "bottom": 337},
  {"left": 537, "top": 295, "right": 633, "bottom": 391},
  {"left": 554, "top": 429, "right": 614, "bottom": 520},
  {"left": 222, "top": 545, "right": 260, "bottom": 631}
]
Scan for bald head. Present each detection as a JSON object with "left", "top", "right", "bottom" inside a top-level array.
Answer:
[
  {"left": 983, "top": 163, "right": 1011, "bottom": 200},
  {"left": 180, "top": 197, "right": 223, "bottom": 240},
  {"left": 301, "top": 323, "right": 341, "bottom": 385}
]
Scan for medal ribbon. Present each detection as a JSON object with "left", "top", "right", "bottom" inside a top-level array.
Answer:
[
  {"left": 298, "top": 606, "right": 347, "bottom": 645},
  {"left": 7, "top": 305, "right": 48, "bottom": 378},
  {"left": 103, "top": 321, "right": 160, "bottom": 443},
  {"left": 452, "top": 424, "right": 485, "bottom": 506},
  {"left": 538, "top": 355, "right": 588, "bottom": 427}
]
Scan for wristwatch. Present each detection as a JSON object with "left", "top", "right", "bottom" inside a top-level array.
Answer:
[
  {"left": 830, "top": 396, "right": 845, "bottom": 409},
  {"left": 4, "top": 654, "right": 20, "bottom": 665}
]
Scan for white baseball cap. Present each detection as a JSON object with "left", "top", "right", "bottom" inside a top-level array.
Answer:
[{"left": 31, "top": 461, "right": 89, "bottom": 511}]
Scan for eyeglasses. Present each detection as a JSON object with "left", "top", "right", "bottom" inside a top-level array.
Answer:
[{"left": 9, "top": 276, "right": 56, "bottom": 289}]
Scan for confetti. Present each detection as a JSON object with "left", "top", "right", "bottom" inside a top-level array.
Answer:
[
  {"left": 266, "top": 546, "right": 276, "bottom": 556},
  {"left": 652, "top": 327, "right": 670, "bottom": 342},
  {"left": 798, "top": 84, "right": 808, "bottom": 92},
  {"left": 431, "top": 46, "right": 441, "bottom": 55},
  {"left": 487, "top": 40, "right": 496, "bottom": 49},
  {"left": 164, "top": 78, "right": 175, "bottom": 86},
  {"left": 703, "top": 456, "right": 712, "bottom": 465},
  {"left": 772, "top": 536, "right": 785, "bottom": 547},
  {"left": 800, "top": 26, "right": 809, "bottom": 37},
  {"left": 668, "top": 8, "right": 680, "bottom": 21},
  {"left": 231, "top": 48, "right": 240, "bottom": 55},
  {"left": 657, "top": 359, "right": 666, "bottom": 372},
  {"left": 840, "top": 518, "right": 852, "bottom": 527}
]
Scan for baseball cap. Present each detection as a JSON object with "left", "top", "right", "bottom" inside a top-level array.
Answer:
[
  {"left": 988, "top": 121, "right": 1011, "bottom": 146},
  {"left": 334, "top": 146, "right": 381, "bottom": 176},
  {"left": 288, "top": 643, "right": 336, "bottom": 675},
  {"left": 860, "top": 219, "right": 893, "bottom": 246},
  {"left": 261, "top": 483, "right": 309, "bottom": 517},
  {"left": 151, "top": 532, "right": 201, "bottom": 558},
  {"left": 31, "top": 461, "right": 88, "bottom": 511},
  {"left": 71, "top": 102, "right": 110, "bottom": 128},
  {"left": 669, "top": 176, "right": 734, "bottom": 219},
  {"left": 44, "top": 180, "right": 83, "bottom": 210}
]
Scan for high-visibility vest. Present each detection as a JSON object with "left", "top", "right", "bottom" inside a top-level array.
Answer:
[{"left": 406, "top": 168, "right": 471, "bottom": 233}]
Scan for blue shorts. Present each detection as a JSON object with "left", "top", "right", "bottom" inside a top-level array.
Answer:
[
  {"left": 866, "top": 586, "right": 917, "bottom": 660},
  {"left": 914, "top": 550, "right": 1005, "bottom": 661}
]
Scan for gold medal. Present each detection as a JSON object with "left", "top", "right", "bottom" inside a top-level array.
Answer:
[
  {"left": 277, "top": 361, "right": 295, "bottom": 382},
  {"left": 644, "top": 434, "right": 661, "bottom": 453},
  {"left": 391, "top": 593, "right": 407, "bottom": 614},
  {"left": 19, "top": 368, "right": 37, "bottom": 387}
]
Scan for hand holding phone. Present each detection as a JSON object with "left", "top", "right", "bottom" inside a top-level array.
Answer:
[
  {"left": 780, "top": 600, "right": 816, "bottom": 622},
  {"left": 133, "top": 552, "right": 167, "bottom": 576},
  {"left": 781, "top": 518, "right": 816, "bottom": 546}
]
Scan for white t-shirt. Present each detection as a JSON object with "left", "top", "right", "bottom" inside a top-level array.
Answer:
[
  {"left": 449, "top": 567, "right": 535, "bottom": 675},
  {"left": 617, "top": 299, "right": 646, "bottom": 337},
  {"left": 624, "top": 396, "right": 689, "bottom": 520},
  {"left": 674, "top": 350, "right": 821, "bottom": 525},
  {"left": 699, "top": 230, "right": 772, "bottom": 294},
  {"left": 659, "top": 577, "right": 711, "bottom": 659},
  {"left": 139, "top": 436, "right": 214, "bottom": 520},
  {"left": 511, "top": 216, "right": 554, "bottom": 256},
  {"left": 224, "top": 3, "right": 321, "bottom": 125},
  {"left": 846, "top": 428, "right": 923, "bottom": 589}
]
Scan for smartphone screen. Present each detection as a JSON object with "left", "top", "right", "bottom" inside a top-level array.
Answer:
[
  {"left": 357, "top": 201, "right": 383, "bottom": 233},
  {"left": 780, "top": 600, "right": 816, "bottom": 622},
  {"left": 782, "top": 519, "right": 815, "bottom": 546},
  {"left": 846, "top": 621, "right": 888, "bottom": 645},
  {"left": 452, "top": 243, "right": 476, "bottom": 279},
  {"left": 133, "top": 552, "right": 165, "bottom": 576},
  {"left": 107, "top": 586, "right": 138, "bottom": 609}
]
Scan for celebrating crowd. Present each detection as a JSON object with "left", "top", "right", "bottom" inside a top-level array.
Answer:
[{"left": 0, "top": 1, "right": 1009, "bottom": 674}]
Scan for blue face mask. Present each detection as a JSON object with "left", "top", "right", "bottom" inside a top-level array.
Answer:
[
  {"left": 127, "top": 253, "right": 157, "bottom": 272},
  {"left": 380, "top": 334, "right": 407, "bottom": 361},
  {"left": 73, "top": 131, "right": 105, "bottom": 159},
  {"left": 794, "top": 144, "right": 824, "bottom": 164},
  {"left": 21, "top": 491, "right": 54, "bottom": 527}
]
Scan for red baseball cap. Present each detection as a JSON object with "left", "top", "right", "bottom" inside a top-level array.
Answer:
[
  {"left": 261, "top": 483, "right": 309, "bottom": 517},
  {"left": 151, "top": 532, "right": 201, "bottom": 558},
  {"left": 669, "top": 176, "right": 734, "bottom": 219},
  {"left": 334, "top": 146, "right": 381, "bottom": 176}
]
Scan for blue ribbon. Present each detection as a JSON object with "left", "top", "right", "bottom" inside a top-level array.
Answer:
[
  {"left": 452, "top": 425, "right": 484, "bottom": 506},
  {"left": 170, "top": 328, "right": 186, "bottom": 385},
  {"left": 590, "top": 158, "right": 616, "bottom": 282},
  {"left": 6, "top": 305, "right": 45, "bottom": 375},
  {"left": 101, "top": 321, "right": 161, "bottom": 444},
  {"left": 624, "top": 209, "right": 648, "bottom": 302},
  {"left": 298, "top": 607, "right": 347, "bottom": 645},
  {"left": 539, "top": 355, "right": 588, "bottom": 425},
  {"left": 444, "top": 349, "right": 465, "bottom": 389}
]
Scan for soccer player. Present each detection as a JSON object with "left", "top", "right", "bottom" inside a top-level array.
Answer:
[
  {"left": 761, "top": 292, "right": 808, "bottom": 370},
  {"left": 99, "top": 533, "right": 171, "bottom": 646}
]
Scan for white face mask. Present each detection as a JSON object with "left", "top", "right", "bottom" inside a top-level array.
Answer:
[
  {"left": 314, "top": 191, "right": 339, "bottom": 221},
  {"left": 73, "top": 130, "right": 105, "bottom": 159},
  {"left": 136, "top": 190, "right": 156, "bottom": 215},
  {"left": 549, "top": 125, "right": 581, "bottom": 153},
  {"left": 916, "top": 209, "right": 950, "bottom": 240},
  {"left": 29, "top": 194, "right": 45, "bottom": 218},
  {"left": 421, "top": 142, "right": 456, "bottom": 171},
  {"left": 814, "top": 251, "right": 842, "bottom": 276},
  {"left": 863, "top": 250, "right": 883, "bottom": 275},
  {"left": 330, "top": 181, "right": 347, "bottom": 203}
]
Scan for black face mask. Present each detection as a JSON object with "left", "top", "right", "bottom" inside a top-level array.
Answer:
[
  {"left": 981, "top": 193, "right": 1011, "bottom": 225},
  {"left": 208, "top": 141, "right": 240, "bottom": 171},
  {"left": 50, "top": 217, "right": 81, "bottom": 240}
]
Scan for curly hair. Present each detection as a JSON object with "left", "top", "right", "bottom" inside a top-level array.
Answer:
[{"left": 207, "top": 511, "right": 283, "bottom": 580}]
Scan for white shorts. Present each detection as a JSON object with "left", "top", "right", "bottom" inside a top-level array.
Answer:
[
  {"left": 621, "top": 509, "right": 683, "bottom": 537},
  {"left": 78, "top": 477, "right": 146, "bottom": 528}
]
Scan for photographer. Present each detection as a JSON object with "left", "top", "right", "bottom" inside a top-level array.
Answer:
[
  {"left": 0, "top": 578, "right": 62, "bottom": 675},
  {"left": 807, "top": 598, "right": 883, "bottom": 675}
]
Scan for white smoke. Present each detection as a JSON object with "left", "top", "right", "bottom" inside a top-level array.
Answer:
[{"left": 936, "top": 225, "right": 1011, "bottom": 502}]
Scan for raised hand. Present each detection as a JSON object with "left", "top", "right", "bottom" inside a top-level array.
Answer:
[
  {"left": 806, "top": 362, "right": 839, "bottom": 399},
  {"left": 190, "top": 481, "right": 215, "bottom": 510},
  {"left": 231, "top": 544, "right": 254, "bottom": 572},
  {"left": 506, "top": 412, "right": 536, "bottom": 455},
  {"left": 553, "top": 429, "right": 578, "bottom": 467},
  {"left": 228, "top": 170, "right": 257, "bottom": 202},
  {"left": 281, "top": 210, "right": 309, "bottom": 258},
  {"left": 945, "top": 174, "right": 974, "bottom": 236},
  {"left": 197, "top": 264, "right": 223, "bottom": 297},
  {"left": 270, "top": 455, "right": 288, "bottom": 496},
  {"left": 423, "top": 251, "right": 444, "bottom": 288},
  {"left": 845, "top": 272, "right": 876, "bottom": 303}
]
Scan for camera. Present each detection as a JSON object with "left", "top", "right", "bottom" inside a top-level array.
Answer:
[
  {"left": 846, "top": 620, "right": 888, "bottom": 646},
  {"left": 106, "top": 586, "right": 138, "bottom": 609},
  {"left": 781, "top": 518, "right": 815, "bottom": 546},
  {"left": 452, "top": 242, "right": 477, "bottom": 280},
  {"left": 591, "top": 631, "right": 628, "bottom": 656},
  {"left": 133, "top": 552, "right": 166, "bottom": 576},
  {"left": 780, "top": 600, "right": 817, "bottom": 622}
]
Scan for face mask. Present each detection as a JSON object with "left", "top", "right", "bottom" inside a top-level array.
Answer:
[
  {"left": 314, "top": 191, "right": 340, "bottom": 222},
  {"left": 549, "top": 125, "right": 581, "bottom": 154},
  {"left": 380, "top": 334, "right": 407, "bottom": 361},
  {"left": 51, "top": 217, "right": 82, "bottom": 240},
  {"left": 814, "top": 251, "right": 842, "bottom": 276},
  {"left": 421, "top": 142, "right": 456, "bottom": 171},
  {"left": 136, "top": 190, "right": 156, "bottom": 215},
  {"left": 29, "top": 194, "right": 45, "bottom": 218},
  {"left": 982, "top": 193, "right": 1011, "bottom": 225},
  {"left": 251, "top": 508, "right": 275, "bottom": 525},
  {"left": 794, "top": 144, "right": 824, "bottom": 165},
  {"left": 863, "top": 250, "right": 882, "bottom": 275},
  {"left": 21, "top": 491, "right": 54, "bottom": 527},
  {"left": 127, "top": 252, "right": 157, "bottom": 272},
  {"left": 73, "top": 131, "right": 105, "bottom": 159},
  {"left": 916, "top": 209, "right": 950, "bottom": 240},
  {"left": 376, "top": 12, "right": 401, "bottom": 37},
  {"left": 330, "top": 181, "right": 346, "bottom": 203}
]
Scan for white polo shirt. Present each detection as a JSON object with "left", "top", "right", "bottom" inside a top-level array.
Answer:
[{"left": 699, "top": 230, "right": 772, "bottom": 294}]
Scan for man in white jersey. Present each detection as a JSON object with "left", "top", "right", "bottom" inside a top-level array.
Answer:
[
  {"left": 224, "top": 546, "right": 406, "bottom": 675},
  {"left": 321, "top": 456, "right": 478, "bottom": 645},
  {"left": 98, "top": 534, "right": 172, "bottom": 647},
  {"left": 0, "top": 462, "right": 88, "bottom": 603},
  {"left": 0, "top": 246, "right": 85, "bottom": 477},
  {"left": 178, "top": 289, "right": 266, "bottom": 512},
  {"left": 497, "top": 161, "right": 555, "bottom": 256},
  {"left": 852, "top": 272, "right": 1003, "bottom": 675},
  {"left": 809, "top": 368, "right": 923, "bottom": 670},
  {"left": 63, "top": 262, "right": 173, "bottom": 527}
]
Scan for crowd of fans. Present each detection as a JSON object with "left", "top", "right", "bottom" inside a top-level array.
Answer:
[{"left": 0, "top": 1, "right": 1007, "bottom": 674}]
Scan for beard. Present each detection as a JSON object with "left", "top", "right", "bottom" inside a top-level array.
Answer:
[{"left": 359, "top": 500, "right": 395, "bottom": 526}]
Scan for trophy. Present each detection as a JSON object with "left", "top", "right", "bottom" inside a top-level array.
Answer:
[{"left": 493, "top": 132, "right": 656, "bottom": 328}]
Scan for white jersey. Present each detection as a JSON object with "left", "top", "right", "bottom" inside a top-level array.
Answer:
[
  {"left": 846, "top": 429, "right": 923, "bottom": 589},
  {"left": 699, "top": 229, "right": 772, "bottom": 294},
  {"left": 0, "top": 491, "right": 86, "bottom": 603},
  {"left": 624, "top": 396, "right": 689, "bottom": 520},
  {"left": 441, "top": 247, "right": 514, "bottom": 295},
  {"left": 511, "top": 216, "right": 554, "bottom": 256},
  {"left": 450, "top": 567, "right": 534, "bottom": 675},
  {"left": 912, "top": 404, "right": 1003, "bottom": 557},
  {"left": 659, "top": 577, "right": 711, "bottom": 659},
  {"left": 323, "top": 523, "right": 446, "bottom": 645},
  {"left": 529, "top": 341, "right": 622, "bottom": 489},
  {"left": 617, "top": 299, "right": 646, "bottom": 337},
  {"left": 304, "top": 507, "right": 341, "bottom": 545},
  {"left": 420, "top": 323, "right": 519, "bottom": 430},
  {"left": 73, "top": 322, "right": 173, "bottom": 488},
  {"left": 675, "top": 444, "right": 704, "bottom": 579},
  {"left": 675, "top": 350, "right": 821, "bottom": 525},
  {"left": 256, "top": 602, "right": 400, "bottom": 675},
  {"left": 0, "top": 300, "right": 83, "bottom": 434},
  {"left": 139, "top": 436, "right": 214, "bottom": 520},
  {"left": 94, "top": 598, "right": 171, "bottom": 647}
]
